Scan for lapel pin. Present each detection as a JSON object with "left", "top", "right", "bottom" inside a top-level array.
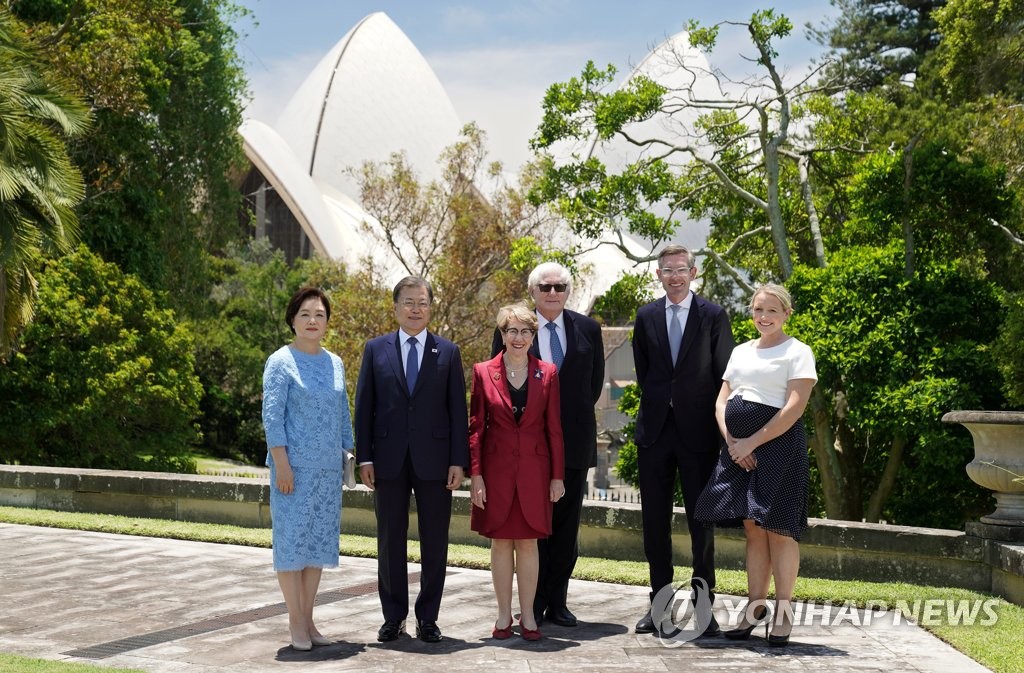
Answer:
[
  {"left": 431, "top": 348, "right": 438, "bottom": 353},
  {"left": 533, "top": 369, "right": 543, "bottom": 380},
  {"left": 492, "top": 372, "right": 501, "bottom": 381}
]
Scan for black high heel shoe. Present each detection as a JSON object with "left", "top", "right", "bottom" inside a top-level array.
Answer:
[
  {"left": 768, "top": 632, "right": 791, "bottom": 647},
  {"left": 724, "top": 604, "right": 769, "bottom": 640}
]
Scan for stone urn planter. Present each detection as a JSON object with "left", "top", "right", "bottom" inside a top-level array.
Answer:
[{"left": 943, "top": 411, "right": 1024, "bottom": 526}]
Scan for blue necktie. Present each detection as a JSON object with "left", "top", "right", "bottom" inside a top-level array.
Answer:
[
  {"left": 546, "top": 322, "right": 564, "bottom": 370},
  {"left": 406, "top": 337, "right": 419, "bottom": 394},
  {"left": 669, "top": 304, "right": 682, "bottom": 364}
]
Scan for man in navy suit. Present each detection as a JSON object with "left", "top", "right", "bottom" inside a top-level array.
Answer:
[
  {"left": 491, "top": 262, "right": 604, "bottom": 627},
  {"left": 631, "top": 245, "right": 734, "bottom": 637},
  {"left": 355, "top": 276, "right": 469, "bottom": 644}
]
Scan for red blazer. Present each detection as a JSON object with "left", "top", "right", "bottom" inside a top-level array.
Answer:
[{"left": 468, "top": 354, "right": 565, "bottom": 537}]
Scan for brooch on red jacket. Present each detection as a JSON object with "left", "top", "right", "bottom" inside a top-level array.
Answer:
[
  {"left": 492, "top": 371, "right": 501, "bottom": 381},
  {"left": 533, "top": 369, "right": 543, "bottom": 380}
]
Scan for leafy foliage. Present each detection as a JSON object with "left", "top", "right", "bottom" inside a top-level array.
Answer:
[
  {"left": 190, "top": 239, "right": 298, "bottom": 463},
  {"left": 993, "top": 292, "right": 1024, "bottom": 408},
  {"left": 933, "top": 0, "right": 1024, "bottom": 100},
  {"left": 808, "top": 0, "right": 945, "bottom": 89},
  {"left": 591, "top": 272, "right": 655, "bottom": 326},
  {"left": 0, "top": 8, "right": 90, "bottom": 354},
  {"left": 11, "top": 0, "right": 249, "bottom": 313},
  {"left": 0, "top": 246, "right": 201, "bottom": 471},
  {"left": 787, "top": 245, "right": 1000, "bottom": 526}
]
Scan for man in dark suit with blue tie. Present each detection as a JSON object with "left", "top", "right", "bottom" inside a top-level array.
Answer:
[
  {"left": 491, "top": 262, "right": 604, "bottom": 627},
  {"left": 355, "top": 276, "right": 469, "bottom": 644},
  {"left": 631, "top": 245, "right": 734, "bottom": 637}
]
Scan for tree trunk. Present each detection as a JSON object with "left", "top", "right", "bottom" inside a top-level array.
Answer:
[
  {"left": 764, "top": 138, "right": 794, "bottom": 279},
  {"left": 902, "top": 131, "right": 924, "bottom": 279},
  {"left": 796, "top": 154, "right": 827, "bottom": 268},
  {"left": 865, "top": 435, "right": 907, "bottom": 522},
  {"left": 808, "top": 386, "right": 846, "bottom": 518}
]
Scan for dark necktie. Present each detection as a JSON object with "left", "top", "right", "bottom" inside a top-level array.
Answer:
[
  {"left": 546, "top": 322, "right": 564, "bottom": 370},
  {"left": 669, "top": 304, "right": 682, "bottom": 364},
  {"left": 406, "top": 336, "right": 419, "bottom": 394}
]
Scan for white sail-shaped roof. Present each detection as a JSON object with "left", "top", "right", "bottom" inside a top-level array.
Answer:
[{"left": 240, "top": 12, "right": 462, "bottom": 272}]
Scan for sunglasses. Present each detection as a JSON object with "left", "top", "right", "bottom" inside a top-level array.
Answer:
[{"left": 537, "top": 283, "right": 567, "bottom": 293}]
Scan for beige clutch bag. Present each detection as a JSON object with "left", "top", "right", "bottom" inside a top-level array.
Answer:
[{"left": 342, "top": 450, "right": 357, "bottom": 489}]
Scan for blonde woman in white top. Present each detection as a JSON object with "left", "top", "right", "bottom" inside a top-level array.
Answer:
[{"left": 695, "top": 284, "right": 817, "bottom": 647}]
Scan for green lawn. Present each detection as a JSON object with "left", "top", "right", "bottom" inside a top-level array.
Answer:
[
  {"left": 0, "top": 653, "right": 147, "bottom": 673},
  {"left": 2, "top": 506, "right": 1022, "bottom": 673}
]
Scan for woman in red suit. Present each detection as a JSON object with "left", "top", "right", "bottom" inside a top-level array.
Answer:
[{"left": 470, "top": 303, "right": 566, "bottom": 642}]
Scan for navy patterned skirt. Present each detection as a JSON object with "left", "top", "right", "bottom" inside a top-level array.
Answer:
[{"left": 694, "top": 396, "right": 809, "bottom": 540}]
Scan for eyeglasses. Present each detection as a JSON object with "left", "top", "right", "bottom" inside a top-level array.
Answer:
[
  {"left": 537, "top": 283, "right": 567, "bottom": 293},
  {"left": 400, "top": 300, "right": 430, "bottom": 310},
  {"left": 503, "top": 328, "right": 535, "bottom": 338},
  {"left": 659, "top": 267, "right": 691, "bottom": 277}
]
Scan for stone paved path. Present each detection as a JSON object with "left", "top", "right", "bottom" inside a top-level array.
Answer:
[{"left": 0, "top": 523, "right": 994, "bottom": 672}]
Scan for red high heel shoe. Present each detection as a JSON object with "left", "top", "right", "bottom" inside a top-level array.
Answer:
[
  {"left": 492, "top": 620, "right": 513, "bottom": 639},
  {"left": 519, "top": 617, "right": 543, "bottom": 641}
]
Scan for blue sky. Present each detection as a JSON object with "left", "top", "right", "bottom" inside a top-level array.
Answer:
[{"left": 235, "top": 1, "right": 838, "bottom": 170}]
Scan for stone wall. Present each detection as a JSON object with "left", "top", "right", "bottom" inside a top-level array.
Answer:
[{"left": 2, "top": 465, "right": 1021, "bottom": 606}]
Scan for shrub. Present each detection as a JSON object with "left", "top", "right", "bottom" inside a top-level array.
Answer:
[{"left": 0, "top": 246, "right": 201, "bottom": 471}]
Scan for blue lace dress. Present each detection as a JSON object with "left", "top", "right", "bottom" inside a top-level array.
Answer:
[{"left": 262, "top": 345, "right": 355, "bottom": 571}]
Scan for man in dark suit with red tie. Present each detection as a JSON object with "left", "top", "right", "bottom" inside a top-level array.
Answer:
[
  {"left": 631, "top": 244, "right": 734, "bottom": 637},
  {"left": 492, "top": 262, "right": 604, "bottom": 627},
  {"left": 355, "top": 276, "right": 469, "bottom": 644}
]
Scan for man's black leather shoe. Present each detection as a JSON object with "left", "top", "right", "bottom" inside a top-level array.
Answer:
[
  {"left": 545, "top": 606, "right": 578, "bottom": 627},
  {"left": 635, "top": 610, "right": 656, "bottom": 634},
  {"left": 377, "top": 620, "right": 405, "bottom": 642},
  {"left": 415, "top": 620, "right": 443, "bottom": 643},
  {"left": 701, "top": 614, "right": 722, "bottom": 637}
]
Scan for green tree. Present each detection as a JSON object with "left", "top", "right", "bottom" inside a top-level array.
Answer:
[
  {"left": 788, "top": 245, "right": 1000, "bottom": 525},
  {"left": 191, "top": 239, "right": 297, "bottom": 463},
  {"left": 932, "top": 0, "right": 1023, "bottom": 100},
  {"left": 534, "top": 9, "right": 1022, "bottom": 525},
  {"left": 808, "top": 0, "right": 946, "bottom": 90},
  {"left": 993, "top": 292, "right": 1024, "bottom": 407},
  {"left": 12, "top": 0, "right": 249, "bottom": 312},
  {"left": 0, "top": 9, "right": 89, "bottom": 354},
  {"left": 591, "top": 272, "right": 655, "bottom": 325},
  {"left": 0, "top": 245, "right": 202, "bottom": 471},
  {"left": 531, "top": 11, "right": 840, "bottom": 283}
]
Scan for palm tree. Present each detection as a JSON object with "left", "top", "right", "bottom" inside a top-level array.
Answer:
[{"left": 0, "top": 10, "right": 90, "bottom": 356}]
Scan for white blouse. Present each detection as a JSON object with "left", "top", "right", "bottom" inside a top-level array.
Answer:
[{"left": 723, "top": 337, "right": 817, "bottom": 409}]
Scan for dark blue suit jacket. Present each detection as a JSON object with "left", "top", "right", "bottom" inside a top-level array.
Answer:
[
  {"left": 491, "top": 309, "right": 604, "bottom": 470},
  {"left": 354, "top": 330, "right": 469, "bottom": 480},
  {"left": 632, "top": 294, "right": 734, "bottom": 452}
]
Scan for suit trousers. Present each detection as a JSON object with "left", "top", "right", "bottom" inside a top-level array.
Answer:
[
  {"left": 637, "top": 413, "right": 717, "bottom": 602},
  {"left": 536, "top": 466, "right": 587, "bottom": 612},
  {"left": 373, "top": 453, "right": 452, "bottom": 622}
]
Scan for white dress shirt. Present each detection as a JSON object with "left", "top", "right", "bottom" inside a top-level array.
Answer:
[
  {"left": 665, "top": 290, "right": 694, "bottom": 338},
  {"left": 535, "top": 311, "right": 567, "bottom": 363}
]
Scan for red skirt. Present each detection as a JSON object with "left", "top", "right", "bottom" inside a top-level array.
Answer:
[{"left": 472, "top": 491, "right": 547, "bottom": 540}]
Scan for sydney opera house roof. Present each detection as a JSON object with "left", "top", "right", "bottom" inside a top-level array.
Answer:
[
  {"left": 239, "top": 12, "right": 461, "bottom": 269},
  {"left": 239, "top": 12, "right": 715, "bottom": 310}
]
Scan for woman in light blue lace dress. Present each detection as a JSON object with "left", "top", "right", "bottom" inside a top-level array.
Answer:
[{"left": 263, "top": 287, "right": 354, "bottom": 651}]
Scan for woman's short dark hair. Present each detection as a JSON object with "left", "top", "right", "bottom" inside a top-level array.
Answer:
[{"left": 285, "top": 287, "right": 331, "bottom": 334}]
